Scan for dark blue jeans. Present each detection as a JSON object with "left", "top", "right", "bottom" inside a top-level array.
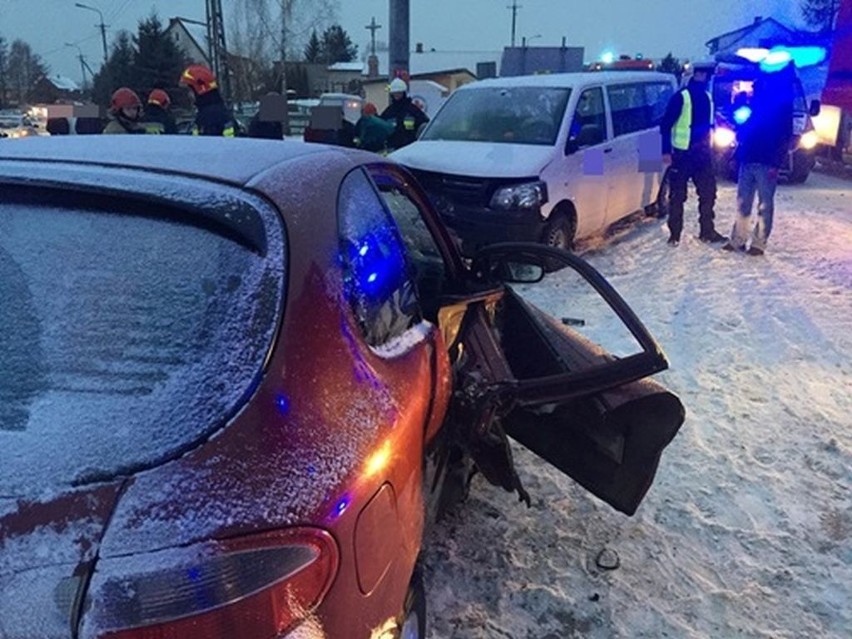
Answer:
[{"left": 730, "top": 163, "right": 778, "bottom": 250}]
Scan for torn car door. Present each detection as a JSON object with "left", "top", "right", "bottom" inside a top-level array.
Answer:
[{"left": 461, "top": 243, "right": 686, "bottom": 515}]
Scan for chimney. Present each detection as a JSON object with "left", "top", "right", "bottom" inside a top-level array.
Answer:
[
  {"left": 415, "top": 42, "right": 424, "bottom": 54},
  {"left": 754, "top": 16, "right": 762, "bottom": 24},
  {"left": 367, "top": 54, "right": 379, "bottom": 78}
]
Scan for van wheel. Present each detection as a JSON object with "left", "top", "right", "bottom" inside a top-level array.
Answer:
[
  {"left": 399, "top": 566, "right": 426, "bottom": 639},
  {"left": 542, "top": 212, "right": 575, "bottom": 251}
]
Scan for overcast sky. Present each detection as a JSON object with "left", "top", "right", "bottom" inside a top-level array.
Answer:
[{"left": 0, "top": 0, "right": 803, "bottom": 84}]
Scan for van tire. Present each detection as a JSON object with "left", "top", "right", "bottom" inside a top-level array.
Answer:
[{"left": 542, "top": 210, "right": 576, "bottom": 251}]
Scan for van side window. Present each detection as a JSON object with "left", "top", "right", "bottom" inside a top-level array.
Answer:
[
  {"left": 645, "top": 82, "right": 675, "bottom": 127},
  {"left": 607, "top": 82, "right": 674, "bottom": 136},
  {"left": 568, "top": 87, "right": 606, "bottom": 149},
  {"left": 607, "top": 83, "right": 650, "bottom": 136}
]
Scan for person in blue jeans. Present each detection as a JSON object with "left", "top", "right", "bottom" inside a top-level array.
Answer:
[{"left": 724, "top": 64, "right": 795, "bottom": 256}]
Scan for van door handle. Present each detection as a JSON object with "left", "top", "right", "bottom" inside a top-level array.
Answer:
[{"left": 603, "top": 147, "right": 613, "bottom": 153}]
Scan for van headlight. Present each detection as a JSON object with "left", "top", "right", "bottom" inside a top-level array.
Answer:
[
  {"left": 713, "top": 127, "right": 736, "bottom": 148},
  {"left": 490, "top": 181, "right": 548, "bottom": 210},
  {"left": 799, "top": 130, "right": 818, "bottom": 150}
]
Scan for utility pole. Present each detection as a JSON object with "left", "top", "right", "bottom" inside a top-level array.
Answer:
[
  {"left": 389, "top": 0, "right": 410, "bottom": 81},
  {"left": 66, "top": 43, "right": 93, "bottom": 93},
  {"left": 75, "top": 3, "right": 108, "bottom": 66},
  {"left": 205, "top": 0, "right": 232, "bottom": 102},
  {"left": 280, "top": 1, "right": 288, "bottom": 97},
  {"left": 366, "top": 16, "right": 382, "bottom": 56},
  {"left": 507, "top": 1, "right": 522, "bottom": 48}
]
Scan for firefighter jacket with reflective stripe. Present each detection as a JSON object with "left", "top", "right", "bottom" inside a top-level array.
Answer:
[
  {"left": 193, "top": 90, "right": 237, "bottom": 137},
  {"left": 661, "top": 81, "right": 714, "bottom": 153}
]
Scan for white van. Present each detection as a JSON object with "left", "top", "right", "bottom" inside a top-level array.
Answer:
[{"left": 391, "top": 71, "right": 677, "bottom": 252}]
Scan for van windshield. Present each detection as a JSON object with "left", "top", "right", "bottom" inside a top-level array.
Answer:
[{"left": 421, "top": 87, "right": 571, "bottom": 146}]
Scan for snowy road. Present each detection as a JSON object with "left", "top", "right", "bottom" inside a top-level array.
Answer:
[{"left": 424, "top": 172, "right": 852, "bottom": 638}]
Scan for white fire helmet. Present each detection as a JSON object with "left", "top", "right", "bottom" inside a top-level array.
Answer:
[{"left": 388, "top": 78, "right": 408, "bottom": 94}]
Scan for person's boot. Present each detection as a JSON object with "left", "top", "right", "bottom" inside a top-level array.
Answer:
[
  {"left": 747, "top": 246, "right": 765, "bottom": 256},
  {"left": 699, "top": 229, "right": 727, "bottom": 243},
  {"left": 667, "top": 233, "right": 680, "bottom": 246}
]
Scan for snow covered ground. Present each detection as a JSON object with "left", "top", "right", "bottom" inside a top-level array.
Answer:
[{"left": 424, "top": 172, "right": 852, "bottom": 638}]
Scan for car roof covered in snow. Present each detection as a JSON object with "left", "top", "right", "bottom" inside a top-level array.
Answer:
[{"left": 0, "top": 136, "right": 366, "bottom": 186}]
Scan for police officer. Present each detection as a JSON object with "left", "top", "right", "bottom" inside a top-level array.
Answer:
[
  {"left": 179, "top": 64, "right": 237, "bottom": 137},
  {"left": 142, "top": 89, "right": 177, "bottom": 134},
  {"left": 660, "top": 60, "right": 727, "bottom": 246},
  {"left": 380, "top": 78, "right": 429, "bottom": 150}
]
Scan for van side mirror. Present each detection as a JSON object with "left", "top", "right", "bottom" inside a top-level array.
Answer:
[{"left": 809, "top": 99, "right": 821, "bottom": 117}]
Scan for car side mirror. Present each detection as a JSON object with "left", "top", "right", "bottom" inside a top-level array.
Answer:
[{"left": 809, "top": 99, "right": 821, "bottom": 117}]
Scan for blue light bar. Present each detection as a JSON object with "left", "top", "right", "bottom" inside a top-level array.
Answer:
[{"left": 736, "top": 45, "right": 828, "bottom": 71}]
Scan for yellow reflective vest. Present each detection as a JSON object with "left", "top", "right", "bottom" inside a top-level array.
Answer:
[{"left": 672, "top": 89, "right": 714, "bottom": 151}]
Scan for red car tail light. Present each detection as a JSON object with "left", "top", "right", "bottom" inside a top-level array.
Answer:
[{"left": 81, "top": 529, "right": 338, "bottom": 639}]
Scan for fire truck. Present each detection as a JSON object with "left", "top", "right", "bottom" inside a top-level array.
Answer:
[{"left": 815, "top": 0, "right": 852, "bottom": 165}]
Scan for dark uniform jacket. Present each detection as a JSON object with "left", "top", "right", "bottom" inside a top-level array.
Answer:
[
  {"left": 380, "top": 96, "right": 429, "bottom": 150},
  {"left": 194, "top": 90, "right": 236, "bottom": 137},
  {"left": 143, "top": 105, "right": 177, "bottom": 134}
]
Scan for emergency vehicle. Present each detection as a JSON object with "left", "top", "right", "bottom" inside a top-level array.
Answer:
[{"left": 710, "top": 57, "right": 821, "bottom": 183}]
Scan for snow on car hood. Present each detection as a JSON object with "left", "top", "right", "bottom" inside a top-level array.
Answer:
[{"left": 391, "top": 140, "right": 554, "bottom": 178}]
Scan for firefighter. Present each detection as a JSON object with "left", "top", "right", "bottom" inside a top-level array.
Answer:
[
  {"left": 660, "top": 60, "right": 727, "bottom": 246},
  {"left": 179, "top": 64, "right": 237, "bottom": 137},
  {"left": 142, "top": 89, "right": 177, "bottom": 134},
  {"left": 102, "top": 88, "right": 145, "bottom": 134},
  {"left": 380, "top": 78, "right": 429, "bottom": 150}
]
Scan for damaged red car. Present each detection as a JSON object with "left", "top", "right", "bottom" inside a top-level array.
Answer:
[{"left": 0, "top": 137, "right": 684, "bottom": 638}]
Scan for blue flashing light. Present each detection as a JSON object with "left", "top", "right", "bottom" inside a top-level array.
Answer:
[
  {"left": 601, "top": 51, "right": 615, "bottom": 64},
  {"left": 334, "top": 496, "right": 350, "bottom": 517},
  {"left": 367, "top": 272, "right": 378, "bottom": 284},
  {"left": 275, "top": 394, "right": 290, "bottom": 415},
  {"left": 760, "top": 49, "right": 793, "bottom": 73},
  {"left": 788, "top": 46, "right": 827, "bottom": 68},
  {"left": 358, "top": 244, "right": 369, "bottom": 257},
  {"left": 733, "top": 106, "right": 752, "bottom": 125}
]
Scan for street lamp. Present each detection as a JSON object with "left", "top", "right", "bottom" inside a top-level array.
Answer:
[
  {"left": 521, "top": 34, "right": 541, "bottom": 47},
  {"left": 75, "top": 2, "right": 108, "bottom": 66}
]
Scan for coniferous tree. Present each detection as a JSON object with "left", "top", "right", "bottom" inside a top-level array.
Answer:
[
  {"left": 657, "top": 52, "right": 684, "bottom": 82},
  {"left": 304, "top": 30, "right": 322, "bottom": 62},
  {"left": 133, "top": 12, "right": 187, "bottom": 101},
  {"left": 319, "top": 25, "right": 357, "bottom": 64},
  {"left": 91, "top": 31, "right": 136, "bottom": 108}
]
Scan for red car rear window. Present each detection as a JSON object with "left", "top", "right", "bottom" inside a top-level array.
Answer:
[{"left": 0, "top": 194, "right": 283, "bottom": 496}]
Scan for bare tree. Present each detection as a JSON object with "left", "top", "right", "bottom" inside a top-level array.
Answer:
[
  {"left": 7, "top": 40, "right": 48, "bottom": 105},
  {"left": 801, "top": 0, "right": 841, "bottom": 32},
  {"left": 229, "top": 0, "right": 339, "bottom": 62},
  {"left": 228, "top": 0, "right": 339, "bottom": 101}
]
